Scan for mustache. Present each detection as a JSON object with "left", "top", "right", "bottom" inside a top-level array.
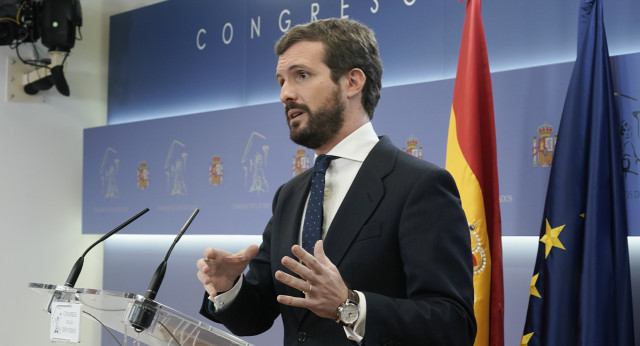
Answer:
[{"left": 284, "top": 102, "right": 310, "bottom": 115}]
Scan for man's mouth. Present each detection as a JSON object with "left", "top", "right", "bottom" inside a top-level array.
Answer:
[
  {"left": 289, "top": 110, "right": 304, "bottom": 119},
  {"left": 286, "top": 105, "right": 308, "bottom": 121},
  {"left": 285, "top": 103, "right": 309, "bottom": 123}
]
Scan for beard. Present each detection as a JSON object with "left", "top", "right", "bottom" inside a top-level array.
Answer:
[{"left": 285, "top": 87, "right": 345, "bottom": 149}]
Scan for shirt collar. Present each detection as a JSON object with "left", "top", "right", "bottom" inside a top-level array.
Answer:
[{"left": 325, "top": 122, "right": 379, "bottom": 163}]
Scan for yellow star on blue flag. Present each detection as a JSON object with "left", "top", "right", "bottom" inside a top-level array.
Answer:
[
  {"left": 540, "top": 219, "right": 565, "bottom": 258},
  {"left": 530, "top": 273, "right": 541, "bottom": 298}
]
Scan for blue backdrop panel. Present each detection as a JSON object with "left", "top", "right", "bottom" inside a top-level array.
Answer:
[
  {"left": 83, "top": 54, "right": 640, "bottom": 235},
  {"left": 107, "top": 0, "right": 640, "bottom": 124},
  {"left": 87, "top": 52, "right": 640, "bottom": 236},
  {"left": 107, "top": 0, "right": 463, "bottom": 122},
  {"left": 83, "top": 102, "right": 298, "bottom": 236},
  {"left": 108, "top": 0, "right": 248, "bottom": 119}
]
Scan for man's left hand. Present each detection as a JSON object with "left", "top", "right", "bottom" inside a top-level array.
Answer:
[{"left": 275, "top": 240, "right": 348, "bottom": 320}]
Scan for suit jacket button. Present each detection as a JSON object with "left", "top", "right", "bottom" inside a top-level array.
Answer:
[{"left": 297, "top": 331, "right": 308, "bottom": 342}]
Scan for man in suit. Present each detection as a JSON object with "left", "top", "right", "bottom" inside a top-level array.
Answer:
[{"left": 197, "top": 18, "right": 476, "bottom": 345}]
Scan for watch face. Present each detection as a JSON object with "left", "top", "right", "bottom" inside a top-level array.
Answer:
[{"left": 340, "top": 303, "right": 359, "bottom": 324}]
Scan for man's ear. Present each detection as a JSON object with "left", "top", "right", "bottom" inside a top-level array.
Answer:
[{"left": 344, "top": 68, "right": 366, "bottom": 99}]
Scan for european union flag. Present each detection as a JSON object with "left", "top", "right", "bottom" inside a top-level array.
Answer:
[{"left": 521, "top": 0, "right": 635, "bottom": 345}]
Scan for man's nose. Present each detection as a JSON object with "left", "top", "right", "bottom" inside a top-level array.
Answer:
[{"left": 280, "top": 82, "right": 297, "bottom": 103}]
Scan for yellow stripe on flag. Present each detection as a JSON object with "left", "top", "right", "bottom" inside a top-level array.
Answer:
[{"left": 446, "top": 108, "right": 492, "bottom": 346}]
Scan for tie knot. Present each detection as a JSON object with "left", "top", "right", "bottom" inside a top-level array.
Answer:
[{"left": 313, "top": 155, "right": 337, "bottom": 174}]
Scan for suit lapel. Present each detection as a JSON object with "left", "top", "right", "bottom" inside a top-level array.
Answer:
[
  {"left": 271, "top": 170, "right": 316, "bottom": 326},
  {"left": 272, "top": 169, "right": 312, "bottom": 299},
  {"left": 323, "top": 136, "right": 397, "bottom": 266}
]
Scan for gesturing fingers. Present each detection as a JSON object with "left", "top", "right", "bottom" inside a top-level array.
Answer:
[
  {"left": 274, "top": 270, "right": 319, "bottom": 312},
  {"left": 196, "top": 245, "right": 258, "bottom": 296},
  {"left": 282, "top": 241, "right": 338, "bottom": 286},
  {"left": 281, "top": 254, "right": 315, "bottom": 280},
  {"left": 196, "top": 257, "right": 211, "bottom": 278},
  {"left": 277, "top": 247, "right": 321, "bottom": 301},
  {"left": 276, "top": 241, "right": 350, "bottom": 319},
  {"left": 275, "top": 270, "right": 310, "bottom": 295},
  {"left": 290, "top": 243, "right": 326, "bottom": 274}
]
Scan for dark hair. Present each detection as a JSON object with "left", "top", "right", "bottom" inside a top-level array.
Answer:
[{"left": 275, "top": 18, "right": 383, "bottom": 119}]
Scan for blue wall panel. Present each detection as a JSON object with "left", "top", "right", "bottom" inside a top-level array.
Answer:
[{"left": 88, "top": 53, "right": 640, "bottom": 237}]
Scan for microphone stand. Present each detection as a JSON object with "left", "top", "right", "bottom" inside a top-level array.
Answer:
[{"left": 127, "top": 208, "right": 199, "bottom": 332}]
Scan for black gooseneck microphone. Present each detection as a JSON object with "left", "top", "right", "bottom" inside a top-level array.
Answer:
[
  {"left": 145, "top": 208, "right": 199, "bottom": 300},
  {"left": 48, "top": 208, "right": 150, "bottom": 313},
  {"left": 65, "top": 208, "right": 151, "bottom": 288},
  {"left": 128, "top": 208, "right": 199, "bottom": 332}
]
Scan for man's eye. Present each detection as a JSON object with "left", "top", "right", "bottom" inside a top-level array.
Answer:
[{"left": 298, "top": 71, "right": 310, "bottom": 79}]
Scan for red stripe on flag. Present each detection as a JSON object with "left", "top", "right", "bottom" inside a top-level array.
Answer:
[{"left": 451, "top": 0, "right": 504, "bottom": 345}]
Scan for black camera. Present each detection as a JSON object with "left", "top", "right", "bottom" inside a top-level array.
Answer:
[
  {"left": 0, "top": 0, "right": 81, "bottom": 51},
  {"left": 1, "top": 0, "right": 82, "bottom": 96}
]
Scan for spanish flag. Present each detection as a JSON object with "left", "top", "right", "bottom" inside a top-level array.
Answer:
[{"left": 445, "top": 0, "right": 504, "bottom": 345}]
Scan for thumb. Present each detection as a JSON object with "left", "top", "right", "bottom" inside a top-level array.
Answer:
[{"left": 243, "top": 244, "right": 260, "bottom": 261}]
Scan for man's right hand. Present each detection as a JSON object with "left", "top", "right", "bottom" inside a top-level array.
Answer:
[{"left": 196, "top": 245, "right": 259, "bottom": 297}]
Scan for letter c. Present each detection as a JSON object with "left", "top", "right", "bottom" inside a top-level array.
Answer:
[{"left": 197, "top": 28, "right": 206, "bottom": 50}]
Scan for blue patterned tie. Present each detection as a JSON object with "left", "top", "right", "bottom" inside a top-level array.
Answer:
[{"left": 302, "top": 155, "right": 337, "bottom": 254}]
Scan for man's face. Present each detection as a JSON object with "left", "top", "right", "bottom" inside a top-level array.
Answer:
[{"left": 276, "top": 41, "right": 345, "bottom": 149}]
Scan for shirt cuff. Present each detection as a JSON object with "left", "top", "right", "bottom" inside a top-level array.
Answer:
[
  {"left": 344, "top": 290, "right": 366, "bottom": 343},
  {"left": 208, "top": 275, "right": 243, "bottom": 311}
]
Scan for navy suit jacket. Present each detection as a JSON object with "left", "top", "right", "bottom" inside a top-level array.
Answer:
[{"left": 200, "top": 136, "right": 476, "bottom": 345}]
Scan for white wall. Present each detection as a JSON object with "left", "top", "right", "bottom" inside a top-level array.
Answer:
[{"left": 0, "top": 1, "right": 162, "bottom": 345}]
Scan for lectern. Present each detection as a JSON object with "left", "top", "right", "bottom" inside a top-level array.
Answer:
[{"left": 29, "top": 282, "right": 252, "bottom": 346}]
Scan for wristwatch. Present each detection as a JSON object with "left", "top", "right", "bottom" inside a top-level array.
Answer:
[{"left": 336, "top": 289, "right": 360, "bottom": 327}]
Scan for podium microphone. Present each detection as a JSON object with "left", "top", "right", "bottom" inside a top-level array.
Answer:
[
  {"left": 65, "top": 208, "right": 150, "bottom": 288},
  {"left": 145, "top": 208, "right": 199, "bottom": 300},
  {"left": 128, "top": 208, "right": 199, "bottom": 332},
  {"left": 47, "top": 208, "right": 150, "bottom": 313}
]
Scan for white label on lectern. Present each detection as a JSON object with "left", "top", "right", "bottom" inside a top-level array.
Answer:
[{"left": 50, "top": 301, "right": 82, "bottom": 343}]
